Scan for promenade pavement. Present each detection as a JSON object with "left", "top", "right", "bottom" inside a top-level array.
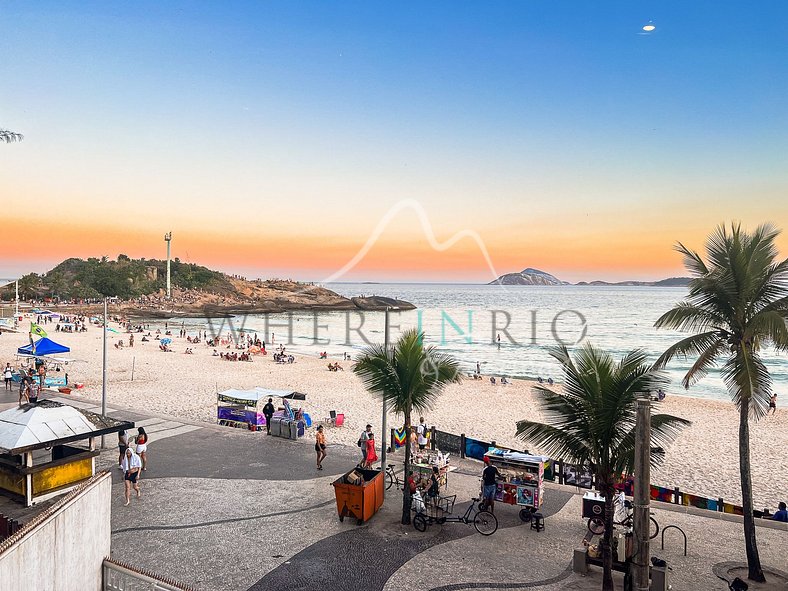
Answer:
[{"left": 2, "top": 389, "right": 787, "bottom": 590}]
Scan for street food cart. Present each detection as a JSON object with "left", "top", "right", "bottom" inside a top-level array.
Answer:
[
  {"left": 410, "top": 449, "right": 456, "bottom": 490},
  {"left": 484, "top": 449, "right": 548, "bottom": 521},
  {"left": 0, "top": 400, "right": 133, "bottom": 506}
]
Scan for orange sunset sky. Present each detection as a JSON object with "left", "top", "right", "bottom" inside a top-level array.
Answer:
[{"left": 2, "top": 4, "right": 787, "bottom": 283}]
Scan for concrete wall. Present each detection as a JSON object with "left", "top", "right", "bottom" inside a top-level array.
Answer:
[{"left": 0, "top": 472, "right": 111, "bottom": 591}]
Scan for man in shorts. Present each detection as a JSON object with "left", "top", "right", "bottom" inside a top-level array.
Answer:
[
  {"left": 118, "top": 429, "right": 129, "bottom": 468},
  {"left": 481, "top": 461, "right": 501, "bottom": 513},
  {"left": 359, "top": 424, "right": 372, "bottom": 466},
  {"left": 417, "top": 417, "right": 429, "bottom": 450}
]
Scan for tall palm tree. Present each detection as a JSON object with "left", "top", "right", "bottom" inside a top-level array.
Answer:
[
  {"left": 0, "top": 129, "right": 24, "bottom": 143},
  {"left": 354, "top": 328, "right": 461, "bottom": 524},
  {"left": 654, "top": 222, "right": 788, "bottom": 582},
  {"left": 517, "top": 344, "right": 689, "bottom": 591}
]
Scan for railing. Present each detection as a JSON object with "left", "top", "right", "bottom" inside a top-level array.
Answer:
[
  {"left": 0, "top": 514, "right": 22, "bottom": 542},
  {"left": 104, "top": 558, "right": 195, "bottom": 591},
  {"left": 383, "top": 427, "right": 774, "bottom": 522}
]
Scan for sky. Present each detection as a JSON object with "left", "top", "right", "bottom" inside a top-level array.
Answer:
[{"left": 1, "top": 1, "right": 787, "bottom": 283}]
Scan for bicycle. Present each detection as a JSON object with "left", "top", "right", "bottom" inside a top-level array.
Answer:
[
  {"left": 385, "top": 462, "right": 403, "bottom": 490},
  {"left": 587, "top": 499, "right": 659, "bottom": 539},
  {"left": 413, "top": 495, "right": 498, "bottom": 536}
]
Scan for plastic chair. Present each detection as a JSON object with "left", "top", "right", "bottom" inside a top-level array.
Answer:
[{"left": 334, "top": 413, "right": 345, "bottom": 427}]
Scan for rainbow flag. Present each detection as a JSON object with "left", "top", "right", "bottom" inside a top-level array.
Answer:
[{"left": 393, "top": 427, "right": 407, "bottom": 448}]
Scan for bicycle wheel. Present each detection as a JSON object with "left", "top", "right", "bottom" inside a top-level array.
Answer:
[
  {"left": 474, "top": 510, "right": 498, "bottom": 536},
  {"left": 649, "top": 516, "right": 659, "bottom": 540},
  {"left": 588, "top": 517, "right": 605, "bottom": 535},
  {"left": 386, "top": 470, "right": 395, "bottom": 490},
  {"left": 413, "top": 514, "right": 427, "bottom": 532}
]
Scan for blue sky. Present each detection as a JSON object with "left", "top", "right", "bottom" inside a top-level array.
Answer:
[{"left": 2, "top": 1, "right": 787, "bottom": 281}]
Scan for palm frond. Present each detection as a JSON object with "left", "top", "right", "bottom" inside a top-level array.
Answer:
[
  {"left": 721, "top": 346, "right": 774, "bottom": 419},
  {"left": 652, "top": 331, "right": 725, "bottom": 370}
]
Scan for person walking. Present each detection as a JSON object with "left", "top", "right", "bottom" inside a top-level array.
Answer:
[
  {"left": 135, "top": 427, "right": 149, "bottom": 472},
  {"left": 364, "top": 432, "right": 378, "bottom": 469},
  {"left": 315, "top": 425, "right": 327, "bottom": 470},
  {"left": 3, "top": 364, "right": 12, "bottom": 391},
  {"left": 263, "top": 397, "right": 275, "bottom": 434},
  {"left": 358, "top": 424, "right": 372, "bottom": 466},
  {"left": 118, "top": 429, "right": 129, "bottom": 468},
  {"left": 417, "top": 417, "right": 429, "bottom": 450},
  {"left": 121, "top": 447, "right": 142, "bottom": 506},
  {"left": 768, "top": 393, "right": 777, "bottom": 415}
]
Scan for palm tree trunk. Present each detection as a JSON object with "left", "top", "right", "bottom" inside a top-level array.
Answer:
[
  {"left": 401, "top": 413, "right": 413, "bottom": 525},
  {"left": 739, "top": 401, "right": 765, "bottom": 582},
  {"left": 601, "top": 481, "right": 615, "bottom": 591}
]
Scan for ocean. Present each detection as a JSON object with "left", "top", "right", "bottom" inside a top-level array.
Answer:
[{"left": 181, "top": 283, "right": 788, "bottom": 403}]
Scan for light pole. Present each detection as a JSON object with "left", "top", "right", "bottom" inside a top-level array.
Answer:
[
  {"left": 164, "top": 232, "right": 172, "bottom": 299},
  {"left": 633, "top": 398, "right": 652, "bottom": 590},
  {"left": 101, "top": 297, "right": 108, "bottom": 449},
  {"left": 380, "top": 307, "right": 390, "bottom": 494}
]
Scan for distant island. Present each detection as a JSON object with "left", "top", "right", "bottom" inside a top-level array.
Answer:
[
  {"left": 489, "top": 267, "right": 691, "bottom": 287},
  {"left": 1, "top": 256, "right": 415, "bottom": 317}
]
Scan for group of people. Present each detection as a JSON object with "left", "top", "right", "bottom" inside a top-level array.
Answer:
[
  {"left": 327, "top": 362, "right": 344, "bottom": 372},
  {"left": 118, "top": 427, "right": 150, "bottom": 507}
]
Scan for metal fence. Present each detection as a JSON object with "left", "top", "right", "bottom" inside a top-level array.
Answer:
[{"left": 104, "top": 558, "right": 194, "bottom": 591}]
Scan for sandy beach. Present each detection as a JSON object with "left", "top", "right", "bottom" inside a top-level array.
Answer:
[{"left": 2, "top": 325, "right": 786, "bottom": 509}]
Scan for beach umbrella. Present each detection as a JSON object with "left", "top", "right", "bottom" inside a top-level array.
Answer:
[
  {"left": 160, "top": 338, "right": 172, "bottom": 345},
  {"left": 105, "top": 327, "right": 120, "bottom": 334}
]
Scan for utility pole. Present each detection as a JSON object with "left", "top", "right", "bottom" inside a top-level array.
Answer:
[
  {"left": 164, "top": 232, "right": 172, "bottom": 298},
  {"left": 101, "top": 297, "right": 108, "bottom": 449},
  {"left": 380, "top": 307, "right": 390, "bottom": 495},
  {"left": 633, "top": 398, "right": 651, "bottom": 590}
]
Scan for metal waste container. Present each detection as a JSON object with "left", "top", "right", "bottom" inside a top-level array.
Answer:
[
  {"left": 331, "top": 468, "right": 384, "bottom": 525},
  {"left": 286, "top": 420, "right": 298, "bottom": 440}
]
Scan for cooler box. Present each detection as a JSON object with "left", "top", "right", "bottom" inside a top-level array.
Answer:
[
  {"left": 582, "top": 491, "right": 605, "bottom": 519},
  {"left": 331, "top": 468, "right": 384, "bottom": 525},
  {"left": 269, "top": 417, "right": 282, "bottom": 437},
  {"left": 297, "top": 420, "right": 305, "bottom": 438}
]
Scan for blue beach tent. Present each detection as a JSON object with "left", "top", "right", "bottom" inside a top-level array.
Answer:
[{"left": 17, "top": 337, "right": 71, "bottom": 357}]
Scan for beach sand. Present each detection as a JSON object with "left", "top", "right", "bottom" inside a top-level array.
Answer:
[{"left": 3, "top": 326, "right": 786, "bottom": 509}]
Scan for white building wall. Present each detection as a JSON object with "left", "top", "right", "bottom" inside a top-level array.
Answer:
[{"left": 0, "top": 472, "right": 111, "bottom": 591}]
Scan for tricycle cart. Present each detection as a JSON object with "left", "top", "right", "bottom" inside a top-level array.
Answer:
[
  {"left": 412, "top": 493, "right": 497, "bottom": 536},
  {"left": 483, "top": 449, "right": 548, "bottom": 522}
]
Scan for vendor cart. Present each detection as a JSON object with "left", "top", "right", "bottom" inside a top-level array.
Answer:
[
  {"left": 409, "top": 449, "right": 456, "bottom": 491},
  {"left": 217, "top": 389, "right": 268, "bottom": 431},
  {"left": 483, "top": 449, "right": 549, "bottom": 522}
]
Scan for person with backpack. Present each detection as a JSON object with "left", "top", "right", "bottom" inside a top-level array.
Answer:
[
  {"left": 358, "top": 424, "right": 372, "bottom": 466},
  {"left": 417, "top": 417, "right": 429, "bottom": 450}
]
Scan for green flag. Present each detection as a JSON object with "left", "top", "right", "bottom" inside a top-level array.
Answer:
[{"left": 30, "top": 323, "right": 48, "bottom": 338}]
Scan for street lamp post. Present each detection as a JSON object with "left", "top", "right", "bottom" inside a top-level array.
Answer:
[
  {"left": 101, "top": 297, "right": 108, "bottom": 448},
  {"left": 380, "top": 307, "right": 390, "bottom": 495}
]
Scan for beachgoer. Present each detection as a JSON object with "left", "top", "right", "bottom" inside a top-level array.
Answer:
[
  {"left": 497, "top": 333, "right": 501, "bottom": 350},
  {"left": 135, "top": 427, "right": 149, "bottom": 472},
  {"left": 315, "top": 425, "right": 327, "bottom": 470},
  {"left": 129, "top": 334, "right": 134, "bottom": 347},
  {"left": 417, "top": 417, "right": 429, "bottom": 450},
  {"left": 3, "top": 364, "right": 12, "bottom": 391},
  {"left": 118, "top": 429, "right": 129, "bottom": 467},
  {"left": 121, "top": 448, "right": 142, "bottom": 506},
  {"left": 263, "top": 398, "right": 275, "bottom": 434},
  {"left": 768, "top": 393, "right": 777, "bottom": 415},
  {"left": 547, "top": 378, "right": 554, "bottom": 386},
  {"left": 476, "top": 361, "right": 481, "bottom": 375},
  {"left": 481, "top": 462, "right": 501, "bottom": 513},
  {"left": 657, "top": 388, "right": 666, "bottom": 401},
  {"left": 426, "top": 466, "right": 440, "bottom": 503},
  {"left": 772, "top": 501, "right": 788, "bottom": 522},
  {"left": 490, "top": 376, "right": 496, "bottom": 385},
  {"left": 501, "top": 377, "right": 509, "bottom": 385},
  {"left": 358, "top": 424, "right": 372, "bottom": 466},
  {"left": 364, "top": 432, "right": 378, "bottom": 468}
]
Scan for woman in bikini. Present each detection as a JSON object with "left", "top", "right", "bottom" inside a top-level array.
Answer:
[
  {"left": 135, "top": 427, "right": 149, "bottom": 472},
  {"left": 315, "top": 425, "right": 327, "bottom": 470}
]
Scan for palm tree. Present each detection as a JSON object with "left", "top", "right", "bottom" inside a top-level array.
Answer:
[
  {"left": 516, "top": 344, "right": 689, "bottom": 591},
  {"left": 354, "top": 328, "right": 461, "bottom": 524},
  {"left": 654, "top": 223, "right": 788, "bottom": 582},
  {"left": 0, "top": 129, "right": 23, "bottom": 143}
]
